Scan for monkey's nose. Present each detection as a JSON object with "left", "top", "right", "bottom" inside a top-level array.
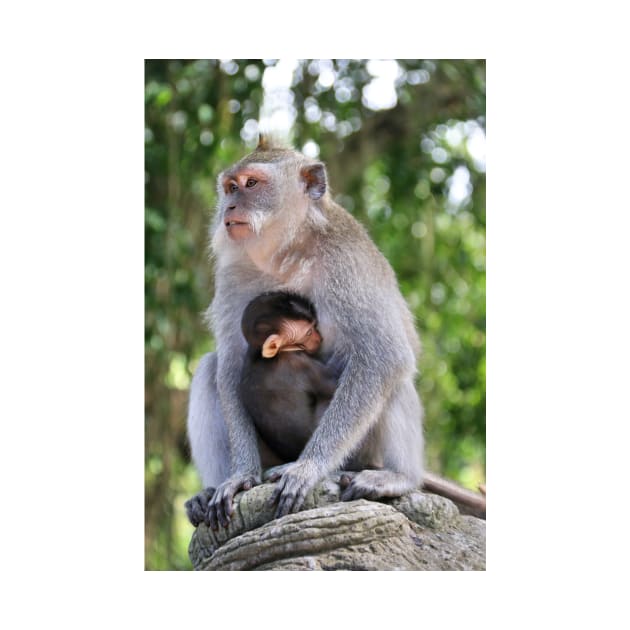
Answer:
[{"left": 228, "top": 204, "right": 236, "bottom": 211}]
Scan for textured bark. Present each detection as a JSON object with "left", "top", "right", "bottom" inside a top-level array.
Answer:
[{"left": 189, "top": 477, "right": 485, "bottom": 571}]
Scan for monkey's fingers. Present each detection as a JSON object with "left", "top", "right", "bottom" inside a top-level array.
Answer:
[
  {"left": 206, "top": 498, "right": 223, "bottom": 530},
  {"left": 263, "top": 463, "right": 293, "bottom": 482},
  {"left": 340, "top": 478, "right": 379, "bottom": 501},
  {"left": 218, "top": 479, "right": 249, "bottom": 524},
  {"left": 222, "top": 494, "right": 234, "bottom": 525},
  {"left": 340, "top": 484, "right": 361, "bottom": 501},
  {"left": 185, "top": 496, "right": 206, "bottom": 527},
  {"left": 206, "top": 486, "right": 231, "bottom": 529},
  {"left": 274, "top": 480, "right": 309, "bottom": 518},
  {"left": 274, "top": 486, "right": 298, "bottom": 518},
  {"left": 206, "top": 500, "right": 219, "bottom": 530},
  {"left": 211, "top": 498, "right": 228, "bottom": 529},
  {"left": 216, "top": 489, "right": 234, "bottom": 528},
  {"left": 268, "top": 481, "right": 283, "bottom": 508},
  {"left": 269, "top": 477, "right": 294, "bottom": 515},
  {"left": 275, "top": 492, "right": 296, "bottom": 518},
  {"left": 209, "top": 476, "right": 259, "bottom": 528},
  {"left": 338, "top": 472, "right": 355, "bottom": 490},
  {"left": 186, "top": 487, "right": 216, "bottom": 527}
]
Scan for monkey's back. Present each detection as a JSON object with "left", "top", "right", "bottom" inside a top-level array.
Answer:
[{"left": 239, "top": 353, "right": 333, "bottom": 462}]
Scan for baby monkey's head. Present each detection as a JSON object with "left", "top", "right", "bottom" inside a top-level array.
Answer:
[{"left": 241, "top": 292, "right": 322, "bottom": 359}]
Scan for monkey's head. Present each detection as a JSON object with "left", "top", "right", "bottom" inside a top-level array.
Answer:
[
  {"left": 213, "top": 135, "right": 328, "bottom": 255},
  {"left": 241, "top": 292, "right": 322, "bottom": 359}
]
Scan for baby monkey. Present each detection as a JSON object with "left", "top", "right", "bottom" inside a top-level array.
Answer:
[{"left": 239, "top": 292, "right": 339, "bottom": 463}]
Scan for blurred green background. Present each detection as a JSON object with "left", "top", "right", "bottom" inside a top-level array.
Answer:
[{"left": 145, "top": 59, "right": 485, "bottom": 570}]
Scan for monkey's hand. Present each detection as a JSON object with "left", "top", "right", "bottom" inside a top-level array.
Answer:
[
  {"left": 185, "top": 487, "right": 216, "bottom": 527},
  {"left": 268, "top": 460, "right": 321, "bottom": 518},
  {"left": 263, "top": 463, "right": 294, "bottom": 482},
  {"left": 206, "top": 473, "right": 260, "bottom": 530}
]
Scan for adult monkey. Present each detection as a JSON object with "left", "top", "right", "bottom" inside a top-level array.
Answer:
[{"left": 186, "top": 136, "right": 424, "bottom": 529}]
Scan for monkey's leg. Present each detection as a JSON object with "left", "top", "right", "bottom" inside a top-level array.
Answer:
[
  {"left": 185, "top": 353, "right": 230, "bottom": 526},
  {"left": 340, "top": 378, "right": 424, "bottom": 502}
]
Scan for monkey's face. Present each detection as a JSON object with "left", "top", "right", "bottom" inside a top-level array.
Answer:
[
  {"left": 215, "top": 150, "right": 328, "bottom": 252},
  {"left": 261, "top": 319, "right": 322, "bottom": 358},
  {"left": 219, "top": 164, "right": 279, "bottom": 241}
]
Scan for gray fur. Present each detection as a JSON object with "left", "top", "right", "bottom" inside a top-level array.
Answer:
[{"left": 186, "top": 141, "right": 424, "bottom": 525}]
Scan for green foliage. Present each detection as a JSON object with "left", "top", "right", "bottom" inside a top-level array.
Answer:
[{"left": 145, "top": 59, "right": 486, "bottom": 570}]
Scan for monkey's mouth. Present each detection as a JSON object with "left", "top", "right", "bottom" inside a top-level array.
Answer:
[{"left": 225, "top": 220, "right": 252, "bottom": 240}]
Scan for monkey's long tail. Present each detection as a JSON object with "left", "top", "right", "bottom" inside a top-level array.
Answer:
[{"left": 422, "top": 471, "right": 486, "bottom": 519}]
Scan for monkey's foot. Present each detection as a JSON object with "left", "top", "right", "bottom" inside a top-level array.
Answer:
[
  {"left": 339, "top": 469, "right": 415, "bottom": 501},
  {"left": 185, "top": 487, "right": 216, "bottom": 527}
]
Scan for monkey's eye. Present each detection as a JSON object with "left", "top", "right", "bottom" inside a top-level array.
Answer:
[
  {"left": 229, "top": 182, "right": 238, "bottom": 193},
  {"left": 245, "top": 178, "right": 258, "bottom": 188}
]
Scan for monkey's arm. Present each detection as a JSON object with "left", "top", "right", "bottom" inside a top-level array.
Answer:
[
  {"left": 270, "top": 296, "right": 413, "bottom": 516},
  {"left": 205, "top": 283, "right": 268, "bottom": 529},
  {"left": 311, "top": 371, "right": 338, "bottom": 400},
  {"left": 285, "top": 354, "right": 339, "bottom": 399},
  {"left": 204, "top": 348, "right": 263, "bottom": 528}
]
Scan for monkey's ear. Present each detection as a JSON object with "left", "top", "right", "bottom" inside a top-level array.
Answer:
[
  {"left": 301, "top": 163, "right": 327, "bottom": 200},
  {"left": 262, "top": 334, "right": 282, "bottom": 358}
]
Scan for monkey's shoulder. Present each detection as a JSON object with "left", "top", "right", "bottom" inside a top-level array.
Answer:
[{"left": 313, "top": 207, "right": 395, "bottom": 283}]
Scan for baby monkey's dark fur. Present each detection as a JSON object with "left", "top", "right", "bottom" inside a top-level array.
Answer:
[{"left": 239, "top": 292, "right": 339, "bottom": 462}]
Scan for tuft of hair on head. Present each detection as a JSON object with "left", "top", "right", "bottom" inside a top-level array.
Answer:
[
  {"left": 256, "top": 134, "right": 272, "bottom": 151},
  {"left": 255, "top": 131, "right": 292, "bottom": 153}
]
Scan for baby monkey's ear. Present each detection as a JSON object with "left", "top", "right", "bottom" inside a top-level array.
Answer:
[{"left": 262, "top": 334, "right": 282, "bottom": 358}]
